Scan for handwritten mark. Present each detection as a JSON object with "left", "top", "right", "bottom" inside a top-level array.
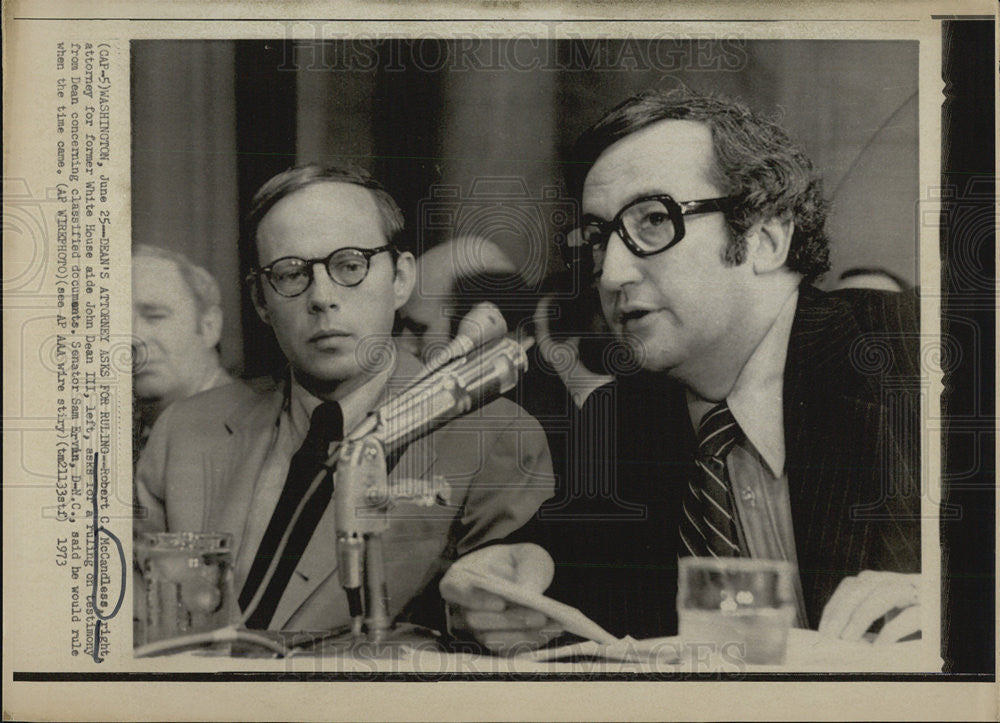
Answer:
[{"left": 88, "top": 451, "right": 125, "bottom": 663}]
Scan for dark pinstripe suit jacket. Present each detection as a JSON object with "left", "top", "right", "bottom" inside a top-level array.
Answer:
[{"left": 514, "top": 284, "right": 922, "bottom": 639}]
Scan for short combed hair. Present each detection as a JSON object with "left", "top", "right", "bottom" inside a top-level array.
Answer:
[
  {"left": 568, "top": 89, "right": 831, "bottom": 281},
  {"left": 133, "top": 244, "right": 222, "bottom": 316},
  {"left": 246, "top": 163, "right": 406, "bottom": 269}
]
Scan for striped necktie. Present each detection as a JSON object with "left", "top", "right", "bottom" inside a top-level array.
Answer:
[
  {"left": 679, "top": 401, "right": 744, "bottom": 558},
  {"left": 240, "top": 401, "right": 344, "bottom": 628}
]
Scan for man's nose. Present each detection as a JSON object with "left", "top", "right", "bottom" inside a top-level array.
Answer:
[
  {"left": 305, "top": 263, "right": 343, "bottom": 312},
  {"left": 598, "top": 230, "right": 642, "bottom": 293},
  {"left": 132, "top": 312, "right": 150, "bottom": 344},
  {"left": 131, "top": 312, "right": 151, "bottom": 363}
]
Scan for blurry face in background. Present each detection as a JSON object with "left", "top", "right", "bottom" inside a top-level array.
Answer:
[
  {"left": 253, "top": 182, "right": 415, "bottom": 398},
  {"left": 397, "top": 259, "right": 455, "bottom": 359},
  {"left": 132, "top": 257, "right": 219, "bottom": 406},
  {"left": 398, "top": 237, "right": 517, "bottom": 360}
]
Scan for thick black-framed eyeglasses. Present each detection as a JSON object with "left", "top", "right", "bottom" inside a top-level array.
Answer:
[
  {"left": 249, "top": 245, "right": 396, "bottom": 297},
  {"left": 562, "top": 195, "right": 734, "bottom": 274}
]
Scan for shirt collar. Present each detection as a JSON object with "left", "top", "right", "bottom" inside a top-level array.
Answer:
[
  {"left": 287, "top": 346, "right": 398, "bottom": 440},
  {"left": 198, "top": 366, "right": 230, "bottom": 394},
  {"left": 687, "top": 288, "right": 798, "bottom": 477}
]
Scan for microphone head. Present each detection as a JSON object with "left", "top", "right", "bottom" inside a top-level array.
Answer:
[
  {"left": 422, "top": 301, "right": 509, "bottom": 369},
  {"left": 455, "top": 301, "right": 507, "bottom": 347}
]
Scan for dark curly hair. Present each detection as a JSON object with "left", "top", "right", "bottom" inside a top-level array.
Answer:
[{"left": 567, "top": 89, "right": 831, "bottom": 281}]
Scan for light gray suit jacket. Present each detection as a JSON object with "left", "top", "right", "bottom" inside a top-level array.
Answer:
[{"left": 134, "top": 352, "right": 554, "bottom": 631}]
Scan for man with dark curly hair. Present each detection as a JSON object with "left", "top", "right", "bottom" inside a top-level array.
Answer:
[{"left": 442, "top": 89, "right": 921, "bottom": 653}]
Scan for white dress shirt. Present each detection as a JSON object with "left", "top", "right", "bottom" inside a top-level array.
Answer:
[{"left": 687, "top": 289, "right": 809, "bottom": 626}]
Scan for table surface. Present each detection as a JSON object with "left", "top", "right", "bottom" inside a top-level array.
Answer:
[{"left": 159, "top": 628, "right": 937, "bottom": 674}]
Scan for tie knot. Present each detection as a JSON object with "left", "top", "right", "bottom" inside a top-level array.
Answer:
[
  {"left": 303, "top": 401, "right": 344, "bottom": 452},
  {"left": 697, "top": 401, "right": 741, "bottom": 460}
]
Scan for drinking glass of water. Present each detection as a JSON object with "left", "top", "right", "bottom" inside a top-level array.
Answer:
[
  {"left": 137, "top": 532, "right": 235, "bottom": 647},
  {"left": 678, "top": 557, "right": 796, "bottom": 665}
]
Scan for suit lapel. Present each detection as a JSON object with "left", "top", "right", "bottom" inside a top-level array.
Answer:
[
  {"left": 618, "top": 373, "right": 695, "bottom": 546},
  {"left": 784, "top": 285, "right": 872, "bottom": 473},
  {"left": 783, "top": 285, "right": 883, "bottom": 625},
  {"left": 204, "top": 385, "right": 284, "bottom": 556}
]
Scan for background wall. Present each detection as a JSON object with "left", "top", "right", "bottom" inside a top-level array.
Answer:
[{"left": 132, "top": 39, "right": 919, "bottom": 376}]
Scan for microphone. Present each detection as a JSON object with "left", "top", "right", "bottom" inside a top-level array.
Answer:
[
  {"left": 422, "top": 301, "right": 507, "bottom": 373},
  {"left": 345, "top": 335, "right": 528, "bottom": 453},
  {"left": 333, "top": 335, "right": 528, "bottom": 635}
]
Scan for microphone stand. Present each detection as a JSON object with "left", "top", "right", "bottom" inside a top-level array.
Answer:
[
  {"left": 333, "top": 435, "right": 451, "bottom": 648},
  {"left": 328, "top": 336, "right": 529, "bottom": 653}
]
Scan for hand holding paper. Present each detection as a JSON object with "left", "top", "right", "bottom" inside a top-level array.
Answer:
[
  {"left": 818, "top": 571, "right": 921, "bottom": 644},
  {"left": 441, "top": 543, "right": 619, "bottom": 654}
]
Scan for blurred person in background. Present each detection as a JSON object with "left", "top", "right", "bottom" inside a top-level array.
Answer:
[
  {"left": 397, "top": 235, "right": 521, "bottom": 359},
  {"left": 132, "top": 244, "right": 233, "bottom": 460},
  {"left": 401, "top": 236, "right": 617, "bottom": 499}
]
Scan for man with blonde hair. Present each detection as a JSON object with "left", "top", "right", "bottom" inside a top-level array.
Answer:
[{"left": 135, "top": 165, "right": 553, "bottom": 635}]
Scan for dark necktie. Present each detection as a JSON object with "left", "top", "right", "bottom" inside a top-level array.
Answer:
[
  {"left": 679, "top": 401, "right": 744, "bottom": 558},
  {"left": 240, "top": 401, "right": 344, "bottom": 628}
]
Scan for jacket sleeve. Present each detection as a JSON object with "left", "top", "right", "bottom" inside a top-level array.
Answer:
[
  {"left": 395, "top": 404, "right": 555, "bottom": 632},
  {"left": 455, "top": 409, "right": 556, "bottom": 556},
  {"left": 133, "top": 404, "right": 175, "bottom": 538}
]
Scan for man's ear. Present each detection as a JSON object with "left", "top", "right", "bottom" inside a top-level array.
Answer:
[
  {"left": 198, "top": 305, "right": 224, "bottom": 347},
  {"left": 748, "top": 212, "right": 795, "bottom": 275},
  {"left": 392, "top": 251, "right": 417, "bottom": 311},
  {"left": 250, "top": 281, "right": 272, "bottom": 327}
]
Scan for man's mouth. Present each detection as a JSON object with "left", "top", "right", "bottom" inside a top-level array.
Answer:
[
  {"left": 617, "top": 308, "right": 656, "bottom": 325},
  {"left": 133, "top": 358, "right": 158, "bottom": 375},
  {"left": 309, "top": 329, "right": 351, "bottom": 347}
]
